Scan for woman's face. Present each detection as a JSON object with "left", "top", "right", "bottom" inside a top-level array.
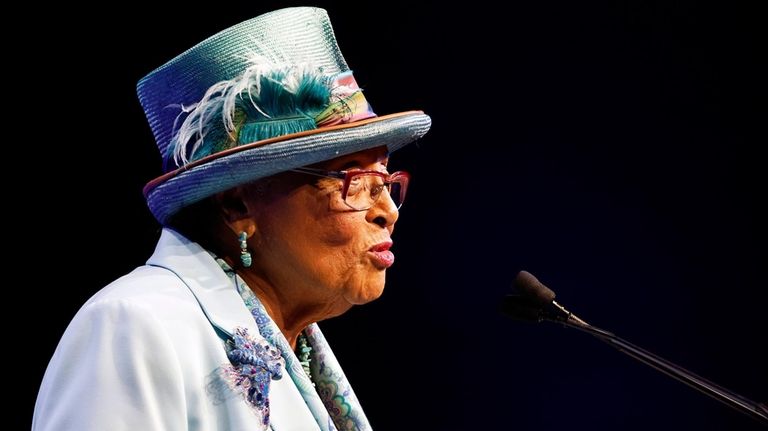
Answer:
[{"left": 249, "top": 146, "right": 400, "bottom": 314}]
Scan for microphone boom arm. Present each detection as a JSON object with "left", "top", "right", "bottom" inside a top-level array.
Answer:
[
  {"left": 560, "top": 316, "right": 768, "bottom": 425},
  {"left": 501, "top": 283, "right": 767, "bottom": 426}
]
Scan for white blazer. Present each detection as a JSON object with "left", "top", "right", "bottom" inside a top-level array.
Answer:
[{"left": 33, "top": 229, "right": 321, "bottom": 431}]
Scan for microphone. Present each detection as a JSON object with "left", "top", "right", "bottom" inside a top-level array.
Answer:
[
  {"left": 500, "top": 270, "right": 590, "bottom": 328},
  {"left": 500, "top": 270, "right": 768, "bottom": 426}
]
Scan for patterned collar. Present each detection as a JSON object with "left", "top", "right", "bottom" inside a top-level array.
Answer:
[{"left": 215, "top": 258, "right": 372, "bottom": 431}]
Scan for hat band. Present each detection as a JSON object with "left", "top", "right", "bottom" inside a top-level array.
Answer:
[{"left": 315, "top": 71, "right": 376, "bottom": 127}]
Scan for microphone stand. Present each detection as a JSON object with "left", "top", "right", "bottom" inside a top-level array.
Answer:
[{"left": 550, "top": 311, "right": 768, "bottom": 425}]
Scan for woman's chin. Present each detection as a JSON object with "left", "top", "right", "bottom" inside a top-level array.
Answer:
[{"left": 348, "top": 282, "right": 386, "bottom": 305}]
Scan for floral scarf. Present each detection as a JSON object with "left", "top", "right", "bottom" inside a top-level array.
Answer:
[{"left": 216, "top": 259, "right": 372, "bottom": 431}]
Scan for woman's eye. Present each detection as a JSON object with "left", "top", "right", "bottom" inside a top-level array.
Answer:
[
  {"left": 346, "top": 179, "right": 362, "bottom": 195},
  {"left": 370, "top": 184, "right": 384, "bottom": 198}
]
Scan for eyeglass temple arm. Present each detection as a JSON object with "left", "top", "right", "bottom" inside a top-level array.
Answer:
[{"left": 289, "top": 167, "right": 346, "bottom": 179}]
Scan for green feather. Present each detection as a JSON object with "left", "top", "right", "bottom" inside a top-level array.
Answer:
[{"left": 235, "top": 70, "right": 332, "bottom": 144}]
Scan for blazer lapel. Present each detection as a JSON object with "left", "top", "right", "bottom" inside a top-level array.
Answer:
[{"left": 146, "top": 228, "right": 258, "bottom": 339}]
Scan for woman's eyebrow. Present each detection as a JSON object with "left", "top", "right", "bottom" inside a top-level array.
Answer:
[{"left": 337, "top": 161, "right": 361, "bottom": 170}]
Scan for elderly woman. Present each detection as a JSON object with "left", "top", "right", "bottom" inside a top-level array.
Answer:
[{"left": 33, "top": 7, "right": 430, "bottom": 431}]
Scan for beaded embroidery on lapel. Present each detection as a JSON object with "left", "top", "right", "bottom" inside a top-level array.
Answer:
[
  {"left": 212, "top": 256, "right": 286, "bottom": 425},
  {"left": 221, "top": 327, "right": 285, "bottom": 425}
]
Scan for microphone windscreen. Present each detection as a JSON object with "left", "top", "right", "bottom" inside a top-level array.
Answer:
[{"left": 514, "top": 271, "right": 556, "bottom": 304}]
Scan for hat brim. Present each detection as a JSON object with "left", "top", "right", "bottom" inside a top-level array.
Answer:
[{"left": 144, "top": 110, "right": 431, "bottom": 224}]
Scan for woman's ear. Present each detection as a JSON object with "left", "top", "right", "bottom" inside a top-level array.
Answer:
[{"left": 213, "top": 186, "right": 257, "bottom": 238}]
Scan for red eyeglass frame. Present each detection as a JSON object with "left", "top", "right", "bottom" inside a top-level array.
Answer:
[{"left": 290, "top": 167, "right": 411, "bottom": 210}]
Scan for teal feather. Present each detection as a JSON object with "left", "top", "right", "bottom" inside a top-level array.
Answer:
[
  {"left": 238, "top": 117, "right": 317, "bottom": 144},
  {"left": 167, "top": 67, "right": 333, "bottom": 169},
  {"left": 236, "top": 70, "right": 332, "bottom": 143}
]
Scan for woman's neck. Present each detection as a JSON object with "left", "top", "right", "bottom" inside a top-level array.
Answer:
[{"left": 237, "top": 268, "right": 347, "bottom": 349}]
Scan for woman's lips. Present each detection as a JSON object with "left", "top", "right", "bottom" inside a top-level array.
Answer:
[{"left": 368, "top": 241, "right": 394, "bottom": 269}]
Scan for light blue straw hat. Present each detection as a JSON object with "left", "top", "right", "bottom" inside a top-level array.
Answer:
[{"left": 139, "top": 7, "right": 431, "bottom": 224}]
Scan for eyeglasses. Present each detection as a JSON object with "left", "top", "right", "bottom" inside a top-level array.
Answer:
[{"left": 290, "top": 167, "right": 410, "bottom": 211}]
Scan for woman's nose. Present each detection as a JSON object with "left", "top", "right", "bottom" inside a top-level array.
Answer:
[{"left": 367, "top": 191, "right": 399, "bottom": 228}]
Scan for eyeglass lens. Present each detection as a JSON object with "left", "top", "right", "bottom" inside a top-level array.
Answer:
[{"left": 345, "top": 173, "right": 404, "bottom": 210}]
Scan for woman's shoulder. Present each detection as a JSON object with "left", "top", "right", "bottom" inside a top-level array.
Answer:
[
  {"left": 54, "top": 264, "right": 225, "bottom": 363},
  {"left": 80, "top": 265, "right": 201, "bottom": 323},
  {"left": 85, "top": 264, "right": 185, "bottom": 302}
]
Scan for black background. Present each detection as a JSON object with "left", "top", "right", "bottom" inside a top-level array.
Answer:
[{"left": 24, "top": 1, "right": 765, "bottom": 430}]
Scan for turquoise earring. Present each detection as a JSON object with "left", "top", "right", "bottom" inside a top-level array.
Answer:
[{"left": 239, "top": 232, "right": 252, "bottom": 268}]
